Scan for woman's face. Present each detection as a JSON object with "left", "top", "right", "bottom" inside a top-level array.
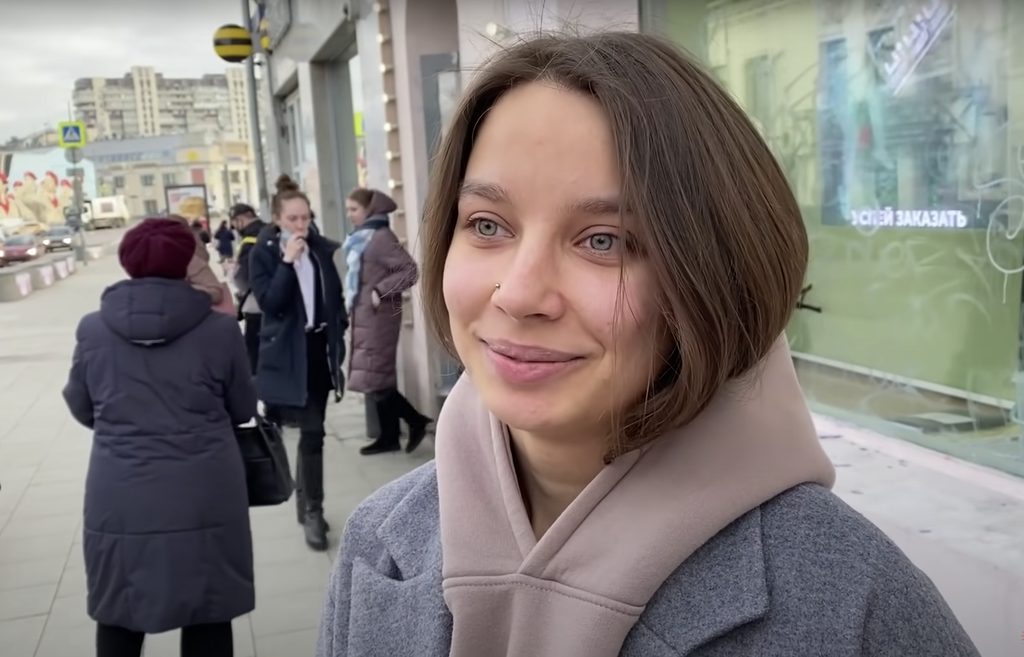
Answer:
[
  {"left": 275, "top": 197, "right": 311, "bottom": 236},
  {"left": 346, "top": 199, "right": 368, "bottom": 227},
  {"left": 444, "top": 82, "right": 663, "bottom": 442}
]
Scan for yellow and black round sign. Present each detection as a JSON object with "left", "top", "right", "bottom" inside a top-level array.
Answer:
[{"left": 213, "top": 24, "right": 253, "bottom": 63}]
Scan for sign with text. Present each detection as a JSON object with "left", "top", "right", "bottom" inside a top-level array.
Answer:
[{"left": 848, "top": 207, "right": 970, "bottom": 230}]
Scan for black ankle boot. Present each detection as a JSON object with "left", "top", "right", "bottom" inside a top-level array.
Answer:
[
  {"left": 405, "top": 416, "right": 433, "bottom": 454},
  {"left": 300, "top": 454, "right": 328, "bottom": 551},
  {"left": 294, "top": 454, "right": 329, "bottom": 533}
]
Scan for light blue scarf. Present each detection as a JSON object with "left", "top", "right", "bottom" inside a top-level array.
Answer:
[{"left": 342, "top": 216, "right": 389, "bottom": 313}]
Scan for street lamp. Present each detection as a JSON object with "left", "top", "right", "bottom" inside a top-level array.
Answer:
[{"left": 212, "top": 13, "right": 270, "bottom": 219}]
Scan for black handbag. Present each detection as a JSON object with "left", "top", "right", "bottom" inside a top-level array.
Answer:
[{"left": 235, "top": 417, "right": 295, "bottom": 507}]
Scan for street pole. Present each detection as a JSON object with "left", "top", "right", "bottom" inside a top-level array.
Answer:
[
  {"left": 70, "top": 153, "right": 88, "bottom": 267},
  {"left": 242, "top": 0, "right": 270, "bottom": 218},
  {"left": 222, "top": 162, "right": 232, "bottom": 212},
  {"left": 66, "top": 102, "right": 88, "bottom": 266}
]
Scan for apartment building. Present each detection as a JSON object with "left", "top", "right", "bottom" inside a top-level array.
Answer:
[{"left": 72, "top": 66, "right": 253, "bottom": 142}]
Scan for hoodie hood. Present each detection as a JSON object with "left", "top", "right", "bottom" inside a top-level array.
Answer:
[
  {"left": 364, "top": 190, "right": 397, "bottom": 218},
  {"left": 100, "top": 278, "right": 212, "bottom": 346},
  {"left": 435, "top": 337, "right": 835, "bottom": 656}
]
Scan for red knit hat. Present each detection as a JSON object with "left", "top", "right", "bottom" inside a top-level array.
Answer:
[{"left": 119, "top": 218, "right": 196, "bottom": 280}]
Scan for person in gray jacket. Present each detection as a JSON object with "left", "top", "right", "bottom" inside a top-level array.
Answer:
[
  {"left": 63, "top": 218, "right": 257, "bottom": 657},
  {"left": 316, "top": 32, "right": 979, "bottom": 657}
]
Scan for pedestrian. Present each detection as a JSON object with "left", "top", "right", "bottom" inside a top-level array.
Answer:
[
  {"left": 63, "top": 217, "right": 257, "bottom": 657},
  {"left": 191, "top": 218, "right": 211, "bottom": 245},
  {"left": 316, "top": 32, "right": 980, "bottom": 657},
  {"left": 249, "top": 174, "right": 348, "bottom": 552},
  {"left": 214, "top": 220, "right": 236, "bottom": 276},
  {"left": 168, "top": 214, "right": 226, "bottom": 308},
  {"left": 229, "top": 203, "right": 266, "bottom": 374},
  {"left": 343, "top": 188, "right": 431, "bottom": 455}
]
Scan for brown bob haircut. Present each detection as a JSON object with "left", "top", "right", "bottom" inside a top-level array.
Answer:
[{"left": 420, "top": 31, "right": 807, "bottom": 460}]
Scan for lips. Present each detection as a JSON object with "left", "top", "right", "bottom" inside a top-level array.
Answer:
[
  {"left": 481, "top": 339, "right": 584, "bottom": 385},
  {"left": 482, "top": 339, "right": 580, "bottom": 363}
]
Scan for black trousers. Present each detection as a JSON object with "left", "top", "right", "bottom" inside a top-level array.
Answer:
[
  {"left": 242, "top": 313, "right": 262, "bottom": 376},
  {"left": 372, "top": 388, "right": 426, "bottom": 446},
  {"left": 96, "top": 621, "right": 232, "bottom": 657},
  {"left": 298, "top": 330, "right": 332, "bottom": 457}
]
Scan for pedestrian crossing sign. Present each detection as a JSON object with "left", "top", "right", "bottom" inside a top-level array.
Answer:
[{"left": 58, "top": 121, "right": 87, "bottom": 148}]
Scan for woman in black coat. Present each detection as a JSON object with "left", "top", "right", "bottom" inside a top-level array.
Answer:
[
  {"left": 249, "top": 174, "right": 348, "bottom": 551},
  {"left": 62, "top": 218, "right": 257, "bottom": 657}
]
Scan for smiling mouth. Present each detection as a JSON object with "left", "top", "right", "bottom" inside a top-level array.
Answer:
[{"left": 481, "top": 339, "right": 582, "bottom": 363}]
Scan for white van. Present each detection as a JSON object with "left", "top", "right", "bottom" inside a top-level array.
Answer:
[{"left": 80, "top": 196, "right": 130, "bottom": 230}]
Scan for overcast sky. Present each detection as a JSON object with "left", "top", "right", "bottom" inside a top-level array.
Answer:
[{"left": 0, "top": 0, "right": 244, "bottom": 142}]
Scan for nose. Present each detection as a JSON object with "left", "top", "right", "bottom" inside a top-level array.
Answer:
[{"left": 491, "top": 245, "right": 566, "bottom": 322}]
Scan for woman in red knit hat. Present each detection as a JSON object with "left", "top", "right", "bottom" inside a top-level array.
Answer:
[{"left": 63, "top": 218, "right": 258, "bottom": 657}]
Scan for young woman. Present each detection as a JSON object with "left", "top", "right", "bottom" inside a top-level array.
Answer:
[
  {"left": 343, "top": 188, "right": 431, "bottom": 455},
  {"left": 249, "top": 174, "right": 347, "bottom": 552},
  {"left": 63, "top": 218, "right": 257, "bottom": 657},
  {"left": 316, "top": 32, "right": 979, "bottom": 656}
]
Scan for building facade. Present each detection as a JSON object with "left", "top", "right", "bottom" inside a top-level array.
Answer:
[
  {"left": 257, "top": 0, "right": 1023, "bottom": 478},
  {"left": 81, "top": 134, "right": 258, "bottom": 219},
  {"left": 72, "top": 66, "right": 254, "bottom": 142}
]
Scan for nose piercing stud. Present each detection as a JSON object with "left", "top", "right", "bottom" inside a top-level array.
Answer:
[{"left": 494, "top": 283, "right": 501, "bottom": 290}]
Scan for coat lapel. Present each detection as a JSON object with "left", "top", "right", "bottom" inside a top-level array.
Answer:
[
  {"left": 622, "top": 508, "right": 770, "bottom": 655},
  {"left": 345, "top": 468, "right": 452, "bottom": 657}
]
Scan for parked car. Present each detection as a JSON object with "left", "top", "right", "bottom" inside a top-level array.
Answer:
[
  {"left": 0, "top": 234, "right": 42, "bottom": 265},
  {"left": 42, "top": 226, "right": 75, "bottom": 252}
]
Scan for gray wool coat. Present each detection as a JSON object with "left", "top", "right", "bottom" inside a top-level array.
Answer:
[
  {"left": 63, "top": 278, "right": 258, "bottom": 634},
  {"left": 346, "top": 222, "right": 418, "bottom": 394},
  {"left": 317, "top": 462, "right": 980, "bottom": 656}
]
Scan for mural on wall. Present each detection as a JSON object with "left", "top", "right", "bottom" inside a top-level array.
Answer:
[{"left": 0, "top": 148, "right": 98, "bottom": 226}]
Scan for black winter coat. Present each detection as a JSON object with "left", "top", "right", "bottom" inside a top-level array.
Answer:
[
  {"left": 249, "top": 224, "right": 348, "bottom": 408},
  {"left": 62, "top": 278, "right": 258, "bottom": 633}
]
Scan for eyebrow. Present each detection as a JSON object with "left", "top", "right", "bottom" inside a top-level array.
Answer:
[{"left": 459, "top": 179, "right": 621, "bottom": 217}]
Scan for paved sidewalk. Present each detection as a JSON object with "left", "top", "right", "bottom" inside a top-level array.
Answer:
[{"left": 0, "top": 254, "right": 433, "bottom": 656}]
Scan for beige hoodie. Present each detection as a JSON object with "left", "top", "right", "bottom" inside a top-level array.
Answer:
[
  {"left": 168, "top": 215, "right": 223, "bottom": 305},
  {"left": 435, "top": 337, "right": 835, "bottom": 656}
]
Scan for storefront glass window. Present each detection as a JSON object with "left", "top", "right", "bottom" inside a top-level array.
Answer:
[{"left": 647, "top": 0, "right": 1024, "bottom": 477}]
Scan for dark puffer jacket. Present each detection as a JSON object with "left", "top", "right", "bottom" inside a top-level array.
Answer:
[
  {"left": 249, "top": 223, "right": 348, "bottom": 408},
  {"left": 62, "top": 278, "right": 257, "bottom": 633},
  {"left": 346, "top": 194, "right": 418, "bottom": 394}
]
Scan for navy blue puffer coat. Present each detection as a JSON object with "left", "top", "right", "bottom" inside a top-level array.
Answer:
[{"left": 62, "top": 278, "right": 257, "bottom": 633}]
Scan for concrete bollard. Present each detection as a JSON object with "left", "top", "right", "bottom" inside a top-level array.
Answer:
[
  {"left": 53, "top": 258, "right": 70, "bottom": 280},
  {"left": 66, "top": 255, "right": 77, "bottom": 275},
  {"left": 0, "top": 268, "right": 34, "bottom": 302},
  {"left": 28, "top": 260, "right": 57, "bottom": 290}
]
